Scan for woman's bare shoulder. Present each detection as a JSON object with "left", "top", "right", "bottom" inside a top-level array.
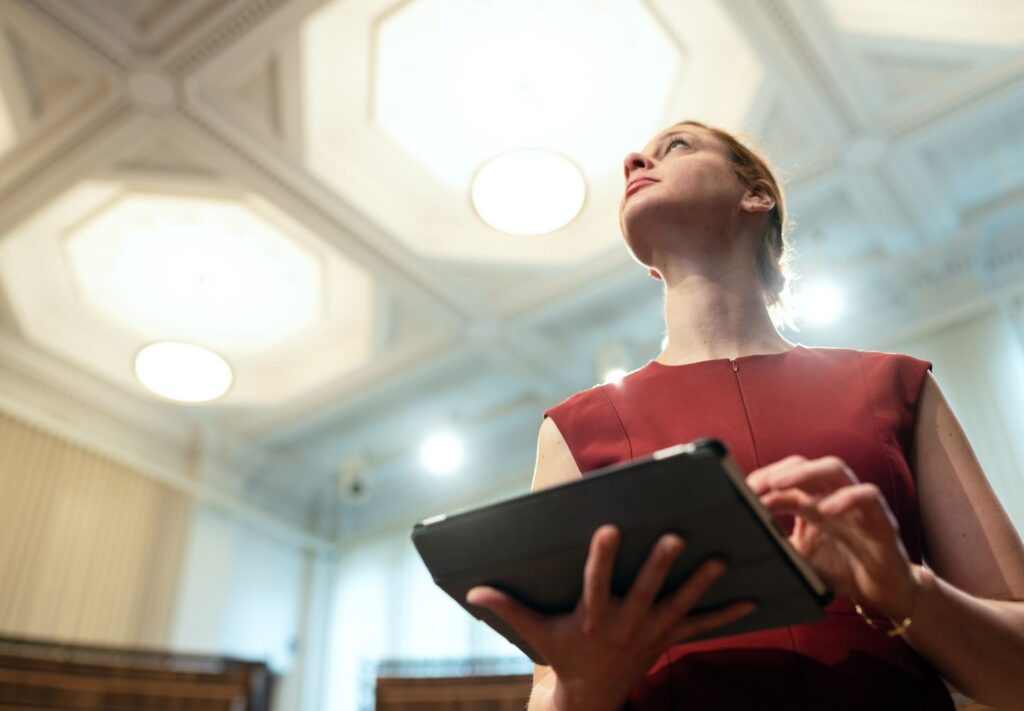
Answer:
[{"left": 531, "top": 416, "right": 583, "bottom": 492}]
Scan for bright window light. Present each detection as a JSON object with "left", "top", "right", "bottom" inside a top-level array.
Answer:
[
  {"left": 134, "top": 341, "right": 233, "bottom": 402},
  {"left": 794, "top": 282, "right": 845, "bottom": 326},
  {"left": 471, "top": 150, "right": 586, "bottom": 236},
  {"left": 419, "top": 431, "right": 465, "bottom": 476}
]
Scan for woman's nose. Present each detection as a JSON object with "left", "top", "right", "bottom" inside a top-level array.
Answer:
[{"left": 623, "top": 151, "right": 653, "bottom": 180}]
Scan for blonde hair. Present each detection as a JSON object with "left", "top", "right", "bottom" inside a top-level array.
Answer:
[{"left": 679, "top": 121, "right": 797, "bottom": 330}]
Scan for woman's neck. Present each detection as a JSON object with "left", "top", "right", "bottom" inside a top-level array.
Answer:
[{"left": 657, "top": 271, "right": 794, "bottom": 366}]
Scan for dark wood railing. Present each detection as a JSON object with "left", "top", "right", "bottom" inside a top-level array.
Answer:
[
  {"left": 0, "top": 635, "right": 272, "bottom": 710},
  {"left": 376, "top": 673, "right": 531, "bottom": 710}
]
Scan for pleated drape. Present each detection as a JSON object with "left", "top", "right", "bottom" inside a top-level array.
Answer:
[{"left": 0, "top": 411, "right": 190, "bottom": 647}]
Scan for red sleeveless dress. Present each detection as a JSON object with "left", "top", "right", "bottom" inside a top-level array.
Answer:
[{"left": 543, "top": 345, "right": 954, "bottom": 710}]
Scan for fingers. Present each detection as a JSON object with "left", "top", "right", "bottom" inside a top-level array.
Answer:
[
  {"left": 663, "top": 600, "right": 757, "bottom": 646},
  {"left": 759, "top": 488, "right": 819, "bottom": 518},
  {"left": 466, "top": 586, "right": 546, "bottom": 646},
  {"left": 616, "top": 533, "right": 685, "bottom": 640},
  {"left": 816, "top": 483, "right": 903, "bottom": 554},
  {"left": 818, "top": 482, "right": 892, "bottom": 521},
  {"left": 580, "top": 525, "right": 620, "bottom": 634},
  {"left": 767, "top": 482, "right": 896, "bottom": 536},
  {"left": 651, "top": 557, "right": 726, "bottom": 630},
  {"left": 748, "top": 455, "right": 857, "bottom": 496}
]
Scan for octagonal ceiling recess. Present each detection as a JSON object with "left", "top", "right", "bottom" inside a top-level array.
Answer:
[
  {"left": 0, "top": 180, "right": 376, "bottom": 405},
  {"left": 297, "top": 0, "right": 772, "bottom": 266},
  {"left": 374, "top": 0, "right": 680, "bottom": 191},
  {"left": 66, "top": 191, "right": 322, "bottom": 355}
]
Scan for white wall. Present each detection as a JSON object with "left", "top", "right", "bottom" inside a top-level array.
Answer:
[
  {"left": 324, "top": 515, "right": 527, "bottom": 711},
  {"left": 170, "top": 504, "right": 333, "bottom": 711}
]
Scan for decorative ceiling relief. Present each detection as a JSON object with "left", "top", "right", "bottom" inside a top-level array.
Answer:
[
  {"left": 192, "top": 34, "right": 305, "bottom": 159},
  {"left": 0, "top": 4, "right": 112, "bottom": 159}
]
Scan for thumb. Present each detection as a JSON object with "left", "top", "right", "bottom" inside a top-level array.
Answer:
[{"left": 466, "top": 586, "right": 546, "bottom": 645}]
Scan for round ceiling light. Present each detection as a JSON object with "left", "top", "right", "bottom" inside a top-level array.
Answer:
[
  {"left": 419, "top": 431, "right": 465, "bottom": 476},
  {"left": 471, "top": 150, "right": 586, "bottom": 236},
  {"left": 134, "top": 342, "right": 233, "bottom": 403}
]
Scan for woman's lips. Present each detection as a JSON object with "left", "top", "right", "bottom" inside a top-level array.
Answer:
[{"left": 625, "top": 179, "right": 657, "bottom": 197}]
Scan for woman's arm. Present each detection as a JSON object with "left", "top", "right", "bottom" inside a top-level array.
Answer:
[
  {"left": 528, "top": 417, "right": 582, "bottom": 711},
  {"left": 747, "top": 371, "right": 1024, "bottom": 709},
  {"left": 902, "top": 371, "right": 1024, "bottom": 707}
]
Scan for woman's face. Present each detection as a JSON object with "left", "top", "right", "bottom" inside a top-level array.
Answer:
[{"left": 618, "top": 123, "right": 750, "bottom": 269}]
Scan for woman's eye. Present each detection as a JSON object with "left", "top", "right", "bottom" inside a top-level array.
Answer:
[{"left": 666, "top": 138, "right": 689, "bottom": 153}]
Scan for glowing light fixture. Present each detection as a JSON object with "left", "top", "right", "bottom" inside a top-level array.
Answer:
[
  {"left": 793, "top": 282, "right": 845, "bottom": 326},
  {"left": 471, "top": 150, "right": 586, "bottom": 236},
  {"left": 419, "top": 431, "right": 465, "bottom": 476},
  {"left": 134, "top": 341, "right": 233, "bottom": 402}
]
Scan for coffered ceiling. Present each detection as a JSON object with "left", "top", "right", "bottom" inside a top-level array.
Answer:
[{"left": 1, "top": 0, "right": 1022, "bottom": 547}]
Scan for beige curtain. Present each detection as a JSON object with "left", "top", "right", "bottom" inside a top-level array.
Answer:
[{"left": 0, "top": 411, "right": 189, "bottom": 647}]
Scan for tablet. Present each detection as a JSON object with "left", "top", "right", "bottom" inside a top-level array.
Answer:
[{"left": 411, "top": 438, "right": 832, "bottom": 665}]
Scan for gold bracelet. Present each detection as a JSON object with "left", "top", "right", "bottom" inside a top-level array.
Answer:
[
  {"left": 851, "top": 569, "right": 925, "bottom": 639},
  {"left": 854, "top": 601, "right": 913, "bottom": 637}
]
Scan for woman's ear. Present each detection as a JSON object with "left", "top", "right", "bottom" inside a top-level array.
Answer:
[{"left": 741, "top": 182, "right": 775, "bottom": 215}]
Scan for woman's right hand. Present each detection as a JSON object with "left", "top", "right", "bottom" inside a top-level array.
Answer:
[{"left": 466, "top": 525, "right": 757, "bottom": 711}]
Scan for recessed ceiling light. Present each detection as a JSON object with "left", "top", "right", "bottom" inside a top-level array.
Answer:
[
  {"left": 471, "top": 150, "right": 586, "bottom": 236},
  {"left": 134, "top": 341, "right": 233, "bottom": 402},
  {"left": 419, "top": 431, "right": 465, "bottom": 476}
]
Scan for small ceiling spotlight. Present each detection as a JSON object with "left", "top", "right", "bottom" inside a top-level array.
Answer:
[
  {"left": 134, "top": 341, "right": 233, "bottom": 402},
  {"left": 419, "top": 431, "right": 465, "bottom": 476},
  {"left": 471, "top": 149, "right": 586, "bottom": 236},
  {"left": 338, "top": 455, "right": 372, "bottom": 505}
]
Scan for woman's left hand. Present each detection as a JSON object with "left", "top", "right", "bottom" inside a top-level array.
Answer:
[{"left": 746, "top": 455, "right": 920, "bottom": 621}]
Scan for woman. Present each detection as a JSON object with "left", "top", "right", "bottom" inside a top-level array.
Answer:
[{"left": 466, "top": 121, "right": 1024, "bottom": 709}]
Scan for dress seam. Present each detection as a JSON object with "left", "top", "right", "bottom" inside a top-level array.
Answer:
[
  {"left": 598, "top": 385, "right": 634, "bottom": 461},
  {"left": 731, "top": 362, "right": 763, "bottom": 468},
  {"left": 857, "top": 350, "right": 911, "bottom": 570}
]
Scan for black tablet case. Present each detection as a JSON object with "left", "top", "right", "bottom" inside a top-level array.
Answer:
[{"left": 411, "top": 438, "right": 832, "bottom": 665}]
